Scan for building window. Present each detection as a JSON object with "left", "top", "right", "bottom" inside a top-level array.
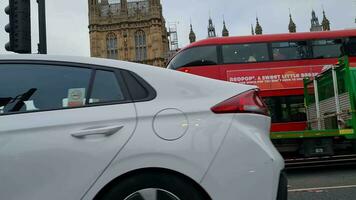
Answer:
[
  {"left": 107, "top": 33, "right": 118, "bottom": 59},
  {"left": 135, "top": 30, "right": 147, "bottom": 62}
]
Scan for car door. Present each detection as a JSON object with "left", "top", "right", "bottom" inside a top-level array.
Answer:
[{"left": 0, "top": 62, "right": 137, "bottom": 200}]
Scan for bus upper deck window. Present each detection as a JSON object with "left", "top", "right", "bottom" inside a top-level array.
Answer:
[{"left": 222, "top": 43, "right": 269, "bottom": 64}]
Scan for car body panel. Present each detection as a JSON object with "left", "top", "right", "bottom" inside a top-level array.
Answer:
[
  {"left": 83, "top": 107, "right": 234, "bottom": 199},
  {"left": 0, "top": 55, "right": 283, "bottom": 200},
  {"left": 201, "top": 114, "right": 284, "bottom": 200},
  {"left": 0, "top": 98, "right": 137, "bottom": 200}
]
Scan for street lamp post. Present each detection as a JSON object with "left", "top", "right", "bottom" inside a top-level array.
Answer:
[{"left": 37, "top": 0, "right": 47, "bottom": 54}]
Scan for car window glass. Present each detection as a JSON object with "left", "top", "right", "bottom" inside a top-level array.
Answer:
[
  {"left": 122, "top": 71, "right": 150, "bottom": 100},
  {"left": 222, "top": 43, "right": 269, "bottom": 63},
  {"left": 0, "top": 64, "right": 91, "bottom": 114},
  {"left": 167, "top": 46, "right": 217, "bottom": 69},
  {"left": 90, "top": 70, "right": 125, "bottom": 103}
]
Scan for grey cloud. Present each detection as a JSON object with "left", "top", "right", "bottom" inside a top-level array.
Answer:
[{"left": 0, "top": 0, "right": 355, "bottom": 56}]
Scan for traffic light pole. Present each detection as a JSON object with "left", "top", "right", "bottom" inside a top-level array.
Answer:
[{"left": 37, "top": 0, "right": 47, "bottom": 54}]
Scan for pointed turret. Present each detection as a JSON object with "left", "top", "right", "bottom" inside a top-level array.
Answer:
[
  {"left": 208, "top": 17, "right": 216, "bottom": 38},
  {"left": 222, "top": 20, "right": 229, "bottom": 37},
  {"left": 120, "top": 0, "right": 128, "bottom": 15},
  {"left": 322, "top": 9, "right": 330, "bottom": 31},
  {"left": 288, "top": 12, "right": 296, "bottom": 33},
  {"left": 310, "top": 10, "right": 322, "bottom": 32},
  {"left": 255, "top": 17, "right": 262, "bottom": 35},
  {"left": 89, "top": 0, "right": 97, "bottom": 5},
  {"left": 149, "top": 0, "right": 160, "bottom": 6},
  {"left": 189, "top": 24, "right": 196, "bottom": 43},
  {"left": 251, "top": 24, "right": 255, "bottom": 35},
  {"left": 88, "top": 0, "right": 99, "bottom": 23}
]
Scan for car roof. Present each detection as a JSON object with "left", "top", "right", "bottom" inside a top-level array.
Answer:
[
  {"left": 0, "top": 54, "right": 157, "bottom": 72},
  {"left": 0, "top": 54, "right": 256, "bottom": 105}
]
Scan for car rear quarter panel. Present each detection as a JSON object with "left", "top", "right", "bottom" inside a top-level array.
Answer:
[{"left": 201, "top": 114, "right": 284, "bottom": 200}]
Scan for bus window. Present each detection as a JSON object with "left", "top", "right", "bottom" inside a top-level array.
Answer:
[
  {"left": 272, "top": 41, "right": 311, "bottom": 61},
  {"left": 167, "top": 46, "right": 218, "bottom": 70},
  {"left": 344, "top": 37, "right": 356, "bottom": 56},
  {"left": 264, "top": 95, "right": 306, "bottom": 123},
  {"left": 222, "top": 43, "right": 269, "bottom": 63},
  {"left": 312, "top": 39, "right": 342, "bottom": 58}
]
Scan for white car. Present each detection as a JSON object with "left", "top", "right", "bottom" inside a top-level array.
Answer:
[{"left": 0, "top": 55, "right": 286, "bottom": 200}]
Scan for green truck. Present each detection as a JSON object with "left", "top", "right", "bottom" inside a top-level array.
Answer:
[{"left": 271, "top": 55, "right": 356, "bottom": 157}]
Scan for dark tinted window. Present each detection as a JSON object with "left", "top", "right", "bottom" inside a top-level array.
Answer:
[
  {"left": 272, "top": 41, "right": 311, "bottom": 61},
  {"left": 90, "top": 70, "right": 125, "bottom": 103},
  {"left": 167, "top": 46, "right": 218, "bottom": 69},
  {"left": 344, "top": 37, "right": 356, "bottom": 56},
  {"left": 0, "top": 64, "right": 91, "bottom": 114},
  {"left": 312, "top": 39, "right": 342, "bottom": 58},
  {"left": 122, "top": 71, "right": 151, "bottom": 101},
  {"left": 222, "top": 43, "right": 269, "bottom": 63},
  {"left": 264, "top": 95, "right": 306, "bottom": 123}
]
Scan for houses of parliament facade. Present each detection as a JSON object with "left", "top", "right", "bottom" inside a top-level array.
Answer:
[
  {"left": 88, "top": 0, "right": 333, "bottom": 67},
  {"left": 88, "top": 0, "right": 169, "bottom": 67}
]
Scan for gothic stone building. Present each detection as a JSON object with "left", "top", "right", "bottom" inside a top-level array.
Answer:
[{"left": 88, "top": 0, "right": 169, "bottom": 67}]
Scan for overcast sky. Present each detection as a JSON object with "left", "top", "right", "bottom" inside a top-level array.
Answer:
[{"left": 0, "top": 0, "right": 355, "bottom": 56}]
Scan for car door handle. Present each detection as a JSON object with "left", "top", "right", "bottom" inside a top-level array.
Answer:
[{"left": 71, "top": 125, "right": 124, "bottom": 138}]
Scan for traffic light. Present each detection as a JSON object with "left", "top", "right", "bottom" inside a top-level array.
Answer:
[{"left": 4, "top": 0, "right": 31, "bottom": 54}]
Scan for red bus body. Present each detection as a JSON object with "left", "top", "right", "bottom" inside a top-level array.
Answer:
[{"left": 168, "top": 30, "right": 356, "bottom": 133}]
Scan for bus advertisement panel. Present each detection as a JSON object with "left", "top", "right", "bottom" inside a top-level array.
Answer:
[{"left": 227, "top": 66, "right": 323, "bottom": 90}]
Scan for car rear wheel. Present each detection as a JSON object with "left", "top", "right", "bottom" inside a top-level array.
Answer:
[{"left": 97, "top": 171, "right": 207, "bottom": 200}]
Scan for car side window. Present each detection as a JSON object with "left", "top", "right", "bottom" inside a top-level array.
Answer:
[
  {"left": 89, "top": 70, "right": 125, "bottom": 103},
  {"left": 0, "top": 64, "right": 91, "bottom": 115}
]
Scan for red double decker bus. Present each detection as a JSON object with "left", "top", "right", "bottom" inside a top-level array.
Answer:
[{"left": 167, "top": 30, "right": 356, "bottom": 135}]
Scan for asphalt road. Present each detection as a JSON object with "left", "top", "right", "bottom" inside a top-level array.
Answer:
[{"left": 287, "top": 165, "right": 356, "bottom": 200}]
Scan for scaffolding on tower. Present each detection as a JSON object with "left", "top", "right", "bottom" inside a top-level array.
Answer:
[{"left": 168, "top": 22, "right": 179, "bottom": 51}]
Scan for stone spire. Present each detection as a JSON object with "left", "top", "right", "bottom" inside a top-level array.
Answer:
[
  {"left": 120, "top": 0, "right": 128, "bottom": 15},
  {"left": 149, "top": 0, "right": 160, "bottom": 6},
  {"left": 189, "top": 24, "right": 196, "bottom": 43},
  {"left": 88, "top": 0, "right": 99, "bottom": 23},
  {"left": 222, "top": 19, "right": 229, "bottom": 37},
  {"left": 208, "top": 17, "right": 216, "bottom": 38},
  {"left": 322, "top": 9, "right": 330, "bottom": 31},
  {"left": 310, "top": 10, "right": 322, "bottom": 32},
  {"left": 288, "top": 12, "right": 296, "bottom": 33},
  {"left": 255, "top": 17, "right": 262, "bottom": 35},
  {"left": 251, "top": 24, "right": 255, "bottom": 35},
  {"left": 89, "top": 0, "right": 97, "bottom": 5}
]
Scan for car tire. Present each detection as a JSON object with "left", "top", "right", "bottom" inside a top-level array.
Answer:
[{"left": 97, "top": 171, "right": 208, "bottom": 200}]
